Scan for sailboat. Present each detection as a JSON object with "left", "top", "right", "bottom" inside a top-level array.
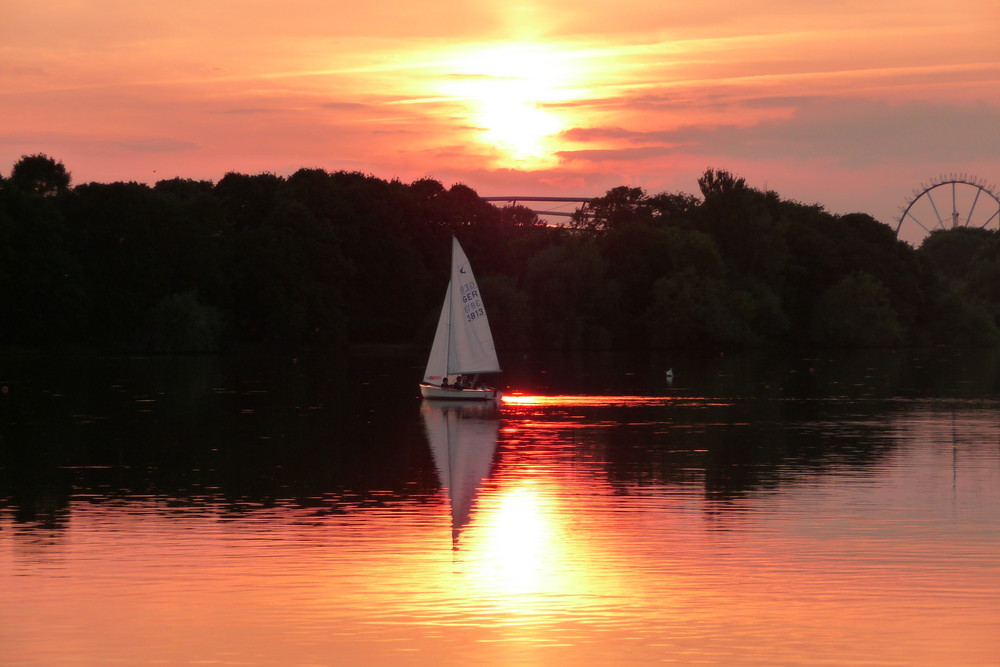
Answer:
[{"left": 420, "top": 237, "right": 502, "bottom": 400}]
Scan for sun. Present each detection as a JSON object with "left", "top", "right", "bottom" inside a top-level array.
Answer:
[{"left": 440, "top": 44, "right": 578, "bottom": 167}]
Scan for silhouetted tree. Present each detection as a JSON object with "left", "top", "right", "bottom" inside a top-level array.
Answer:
[
  {"left": 698, "top": 168, "right": 746, "bottom": 200},
  {"left": 572, "top": 185, "right": 649, "bottom": 233},
  {"left": 646, "top": 269, "right": 744, "bottom": 348},
  {"left": 9, "top": 153, "right": 71, "bottom": 196},
  {"left": 228, "top": 199, "right": 351, "bottom": 347},
  {"left": 141, "top": 291, "right": 224, "bottom": 352},
  {"left": 0, "top": 183, "right": 85, "bottom": 344},
  {"left": 521, "top": 237, "right": 614, "bottom": 348},
  {"left": 810, "top": 272, "right": 903, "bottom": 347},
  {"left": 1, "top": 154, "right": 996, "bottom": 352},
  {"left": 919, "top": 227, "right": 996, "bottom": 281},
  {"left": 213, "top": 172, "right": 284, "bottom": 230}
]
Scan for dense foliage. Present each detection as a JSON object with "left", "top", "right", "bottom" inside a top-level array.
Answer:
[{"left": 1, "top": 154, "right": 997, "bottom": 352}]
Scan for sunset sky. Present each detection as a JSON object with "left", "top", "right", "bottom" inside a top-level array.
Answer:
[{"left": 3, "top": 1, "right": 998, "bottom": 241}]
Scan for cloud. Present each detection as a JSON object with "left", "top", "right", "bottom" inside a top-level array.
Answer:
[
  {"left": 564, "top": 100, "right": 1000, "bottom": 168},
  {"left": 117, "top": 138, "right": 199, "bottom": 153},
  {"left": 0, "top": 135, "right": 197, "bottom": 155},
  {"left": 218, "top": 107, "right": 282, "bottom": 115},
  {"left": 746, "top": 100, "right": 1000, "bottom": 166},
  {"left": 562, "top": 126, "right": 645, "bottom": 142},
  {"left": 320, "top": 102, "right": 370, "bottom": 111},
  {"left": 556, "top": 145, "right": 683, "bottom": 163}
]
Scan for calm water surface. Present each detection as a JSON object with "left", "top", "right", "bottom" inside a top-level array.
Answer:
[{"left": 1, "top": 349, "right": 999, "bottom": 665}]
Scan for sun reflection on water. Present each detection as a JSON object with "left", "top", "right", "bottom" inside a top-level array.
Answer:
[
  {"left": 477, "top": 482, "right": 549, "bottom": 595},
  {"left": 440, "top": 408, "right": 638, "bottom": 634},
  {"left": 450, "top": 471, "right": 624, "bottom": 633}
]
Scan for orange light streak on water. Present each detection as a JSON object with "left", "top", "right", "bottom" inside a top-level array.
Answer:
[{"left": 501, "top": 393, "right": 729, "bottom": 408}]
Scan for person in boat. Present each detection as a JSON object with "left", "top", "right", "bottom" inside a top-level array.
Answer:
[
  {"left": 441, "top": 376, "right": 450, "bottom": 389},
  {"left": 454, "top": 375, "right": 466, "bottom": 389}
]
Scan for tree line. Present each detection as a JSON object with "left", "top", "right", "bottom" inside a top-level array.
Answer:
[{"left": 1, "top": 153, "right": 998, "bottom": 353}]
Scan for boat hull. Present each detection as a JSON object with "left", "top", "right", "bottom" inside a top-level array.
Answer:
[{"left": 420, "top": 383, "right": 501, "bottom": 401}]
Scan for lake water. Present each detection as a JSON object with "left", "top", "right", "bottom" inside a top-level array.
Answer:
[{"left": 2, "top": 348, "right": 999, "bottom": 665}]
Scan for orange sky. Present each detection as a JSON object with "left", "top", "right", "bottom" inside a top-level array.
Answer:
[{"left": 3, "top": 1, "right": 999, "bottom": 241}]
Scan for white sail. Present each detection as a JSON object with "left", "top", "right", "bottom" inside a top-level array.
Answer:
[
  {"left": 447, "top": 236, "right": 500, "bottom": 375},
  {"left": 422, "top": 282, "right": 452, "bottom": 384},
  {"left": 422, "top": 237, "right": 500, "bottom": 386}
]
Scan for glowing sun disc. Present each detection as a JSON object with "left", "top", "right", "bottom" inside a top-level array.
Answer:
[{"left": 440, "top": 44, "right": 577, "bottom": 166}]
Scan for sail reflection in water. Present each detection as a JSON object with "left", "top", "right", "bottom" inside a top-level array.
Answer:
[
  {"left": 421, "top": 400, "right": 616, "bottom": 628},
  {"left": 421, "top": 400, "right": 499, "bottom": 542}
]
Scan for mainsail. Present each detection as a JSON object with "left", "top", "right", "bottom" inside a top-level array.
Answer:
[{"left": 422, "top": 237, "right": 500, "bottom": 384}]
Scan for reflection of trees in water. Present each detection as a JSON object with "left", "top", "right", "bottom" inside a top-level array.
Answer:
[
  {"left": 567, "top": 398, "right": 900, "bottom": 502},
  {"left": 5, "top": 347, "right": 1000, "bottom": 529},
  {"left": 0, "top": 352, "right": 437, "bottom": 529},
  {"left": 2, "top": 468, "right": 71, "bottom": 529},
  {"left": 2, "top": 409, "right": 439, "bottom": 529},
  {"left": 515, "top": 347, "right": 1000, "bottom": 501},
  {"left": 698, "top": 403, "right": 899, "bottom": 501}
]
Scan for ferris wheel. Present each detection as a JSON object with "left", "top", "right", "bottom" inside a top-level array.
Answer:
[{"left": 896, "top": 175, "right": 1000, "bottom": 241}]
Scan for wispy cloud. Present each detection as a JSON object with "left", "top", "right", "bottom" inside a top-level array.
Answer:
[
  {"left": 117, "top": 138, "right": 199, "bottom": 153},
  {"left": 563, "top": 99, "right": 1000, "bottom": 167}
]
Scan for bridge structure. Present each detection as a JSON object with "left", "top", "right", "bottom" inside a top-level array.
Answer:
[{"left": 482, "top": 196, "right": 595, "bottom": 222}]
